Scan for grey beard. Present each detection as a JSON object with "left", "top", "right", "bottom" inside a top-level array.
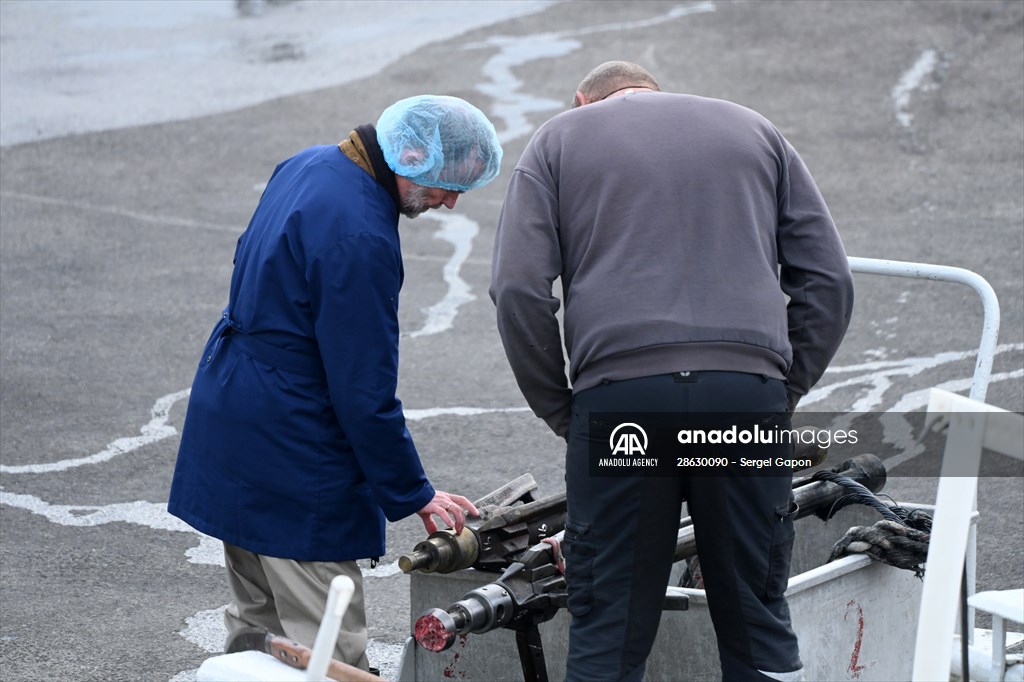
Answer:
[{"left": 400, "top": 185, "right": 433, "bottom": 219}]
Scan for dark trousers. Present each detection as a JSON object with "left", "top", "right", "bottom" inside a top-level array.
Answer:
[{"left": 563, "top": 372, "right": 803, "bottom": 682}]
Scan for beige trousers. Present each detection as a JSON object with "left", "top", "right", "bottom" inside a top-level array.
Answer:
[{"left": 222, "top": 543, "right": 370, "bottom": 670}]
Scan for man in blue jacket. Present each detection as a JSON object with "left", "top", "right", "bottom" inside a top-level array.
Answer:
[{"left": 168, "top": 95, "right": 503, "bottom": 670}]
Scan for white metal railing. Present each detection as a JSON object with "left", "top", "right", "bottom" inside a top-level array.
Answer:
[
  {"left": 847, "top": 256, "right": 1001, "bottom": 401},
  {"left": 848, "top": 256, "right": 1003, "bottom": 677}
]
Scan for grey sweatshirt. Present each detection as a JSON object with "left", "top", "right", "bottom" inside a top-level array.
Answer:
[{"left": 490, "top": 92, "right": 854, "bottom": 436}]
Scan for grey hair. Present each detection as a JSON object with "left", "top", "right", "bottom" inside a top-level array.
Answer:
[{"left": 572, "top": 61, "right": 661, "bottom": 108}]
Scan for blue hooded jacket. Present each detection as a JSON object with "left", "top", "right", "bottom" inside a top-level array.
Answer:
[{"left": 168, "top": 140, "right": 435, "bottom": 561}]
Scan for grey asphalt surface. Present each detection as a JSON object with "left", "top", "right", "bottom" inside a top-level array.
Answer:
[{"left": 1, "top": 1, "right": 1023, "bottom": 681}]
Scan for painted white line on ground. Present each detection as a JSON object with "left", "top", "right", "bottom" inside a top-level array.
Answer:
[
  {"left": 180, "top": 604, "right": 228, "bottom": 654},
  {"left": 405, "top": 405, "right": 532, "bottom": 420},
  {"left": 362, "top": 560, "right": 405, "bottom": 578},
  {"left": 802, "top": 342, "right": 1024, "bottom": 410},
  {"left": 877, "top": 368, "right": 1024, "bottom": 470},
  {"left": 0, "top": 489, "right": 226, "bottom": 565},
  {"left": 406, "top": 212, "right": 479, "bottom": 339},
  {"left": 0, "top": 389, "right": 531, "bottom": 476},
  {"left": 0, "top": 388, "right": 189, "bottom": 474},
  {"left": 892, "top": 48, "right": 939, "bottom": 128},
  {"left": 472, "top": 1, "right": 716, "bottom": 144}
]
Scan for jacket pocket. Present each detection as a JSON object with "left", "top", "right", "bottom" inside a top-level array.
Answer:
[
  {"left": 563, "top": 517, "right": 596, "bottom": 617},
  {"left": 764, "top": 498, "right": 798, "bottom": 600}
]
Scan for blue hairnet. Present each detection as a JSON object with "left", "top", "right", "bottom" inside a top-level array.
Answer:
[{"left": 376, "top": 95, "right": 503, "bottom": 192}]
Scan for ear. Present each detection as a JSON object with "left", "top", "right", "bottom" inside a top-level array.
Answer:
[
  {"left": 573, "top": 90, "right": 590, "bottom": 108},
  {"left": 399, "top": 148, "right": 427, "bottom": 169}
]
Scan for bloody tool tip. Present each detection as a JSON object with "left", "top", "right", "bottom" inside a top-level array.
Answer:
[{"left": 414, "top": 608, "right": 459, "bottom": 652}]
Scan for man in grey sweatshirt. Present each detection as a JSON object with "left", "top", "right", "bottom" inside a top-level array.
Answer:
[{"left": 490, "top": 62, "right": 854, "bottom": 681}]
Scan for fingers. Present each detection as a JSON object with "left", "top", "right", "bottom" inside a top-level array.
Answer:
[
  {"left": 447, "top": 503, "right": 465, "bottom": 534},
  {"left": 447, "top": 493, "right": 480, "bottom": 518},
  {"left": 417, "top": 492, "right": 478, "bottom": 535},
  {"left": 419, "top": 512, "right": 439, "bottom": 535},
  {"left": 435, "top": 494, "right": 465, "bottom": 534},
  {"left": 416, "top": 497, "right": 454, "bottom": 534}
]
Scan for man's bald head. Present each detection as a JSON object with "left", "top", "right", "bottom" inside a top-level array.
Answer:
[{"left": 572, "top": 61, "right": 661, "bottom": 108}]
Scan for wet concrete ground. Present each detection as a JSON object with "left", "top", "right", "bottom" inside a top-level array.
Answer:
[{"left": 1, "top": 1, "right": 1022, "bottom": 680}]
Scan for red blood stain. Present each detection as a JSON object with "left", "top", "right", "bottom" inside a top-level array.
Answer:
[
  {"left": 442, "top": 634, "right": 469, "bottom": 678},
  {"left": 415, "top": 613, "right": 452, "bottom": 652},
  {"left": 845, "top": 599, "right": 867, "bottom": 678},
  {"left": 443, "top": 651, "right": 460, "bottom": 678}
]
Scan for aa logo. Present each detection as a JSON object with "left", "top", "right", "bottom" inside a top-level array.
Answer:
[{"left": 609, "top": 423, "right": 648, "bottom": 456}]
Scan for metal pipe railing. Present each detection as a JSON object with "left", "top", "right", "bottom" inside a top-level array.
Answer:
[
  {"left": 847, "top": 255, "right": 1002, "bottom": 655},
  {"left": 846, "top": 256, "right": 1001, "bottom": 402}
]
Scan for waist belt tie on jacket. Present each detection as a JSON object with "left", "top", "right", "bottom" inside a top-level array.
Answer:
[{"left": 218, "top": 311, "right": 325, "bottom": 380}]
